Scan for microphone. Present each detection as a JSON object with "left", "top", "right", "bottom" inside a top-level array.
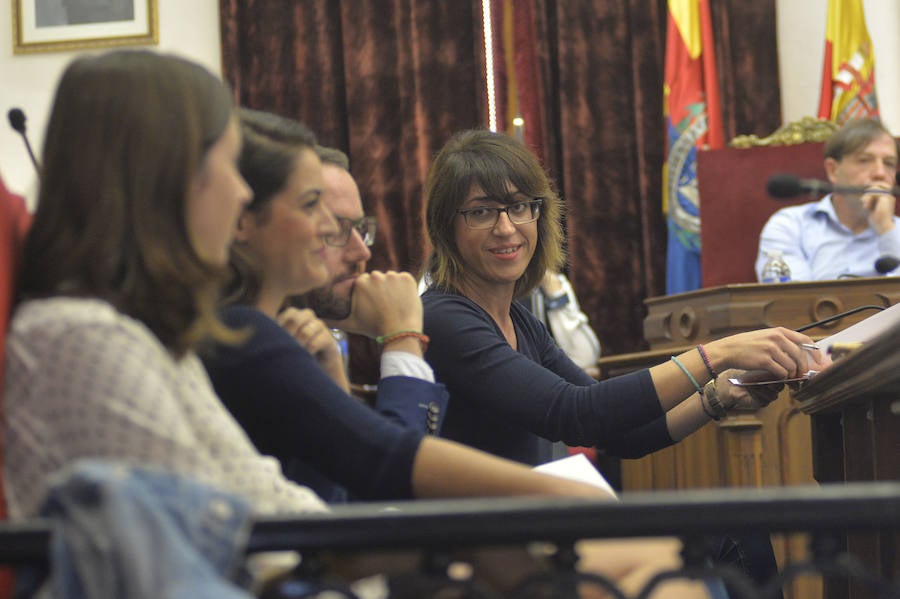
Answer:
[
  {"left": 766, "top": 173, "right": 900, "bottom": 199},
  {"left": 875, "top": 255, "right": 900, "bottom": 274},
  {"left": 7, "top": 107, "right": 40, "bottom": 173}
]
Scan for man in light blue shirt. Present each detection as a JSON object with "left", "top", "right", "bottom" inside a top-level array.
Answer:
[{"left": 756, "top": 118, "right": 900, "bottom": 281}]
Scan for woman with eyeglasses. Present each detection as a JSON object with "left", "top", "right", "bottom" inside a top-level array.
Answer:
[{"left": 421, "top": 129, "right": 827, "bottom": 465}]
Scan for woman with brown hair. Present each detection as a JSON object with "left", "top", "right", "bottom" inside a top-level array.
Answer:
[{"left": 421, "top": 128, "right": 823, "bottom": 466}]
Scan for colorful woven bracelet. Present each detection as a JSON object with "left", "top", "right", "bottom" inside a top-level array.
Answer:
[
  {"left": 376, "top": 330, "right": 430, "bottom": 353},
  {"left": 696, "top": 344, "right": 718, "bottom": 380},
  {"left": 670, "top": 355, "right": 703, "bottom": 396}
]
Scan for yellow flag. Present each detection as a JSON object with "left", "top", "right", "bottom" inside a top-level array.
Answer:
[{"left": 817, "top": 0, "right": 879, "bottom": 124}]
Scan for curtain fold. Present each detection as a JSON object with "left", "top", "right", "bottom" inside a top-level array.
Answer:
[
  {"left": 221, "top": 0, "right": 486, "bottom": 274},
  {"left": 541, "top": 1, "right": 669, "bottom": 355}
]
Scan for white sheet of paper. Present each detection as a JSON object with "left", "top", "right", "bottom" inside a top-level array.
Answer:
[{"left": 533, "top": 453, "right": 618, "bottom": 498}]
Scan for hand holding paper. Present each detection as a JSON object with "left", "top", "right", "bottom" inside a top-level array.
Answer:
[
  {"left": 727, "top": 332, "right": 837, "bottom": 387},
  {"left": 704, "top": 327, "right": 818, "bottom": 381}
]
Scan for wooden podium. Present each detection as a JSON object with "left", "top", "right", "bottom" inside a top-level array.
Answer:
[
  {"left": 792, "top": 327, "right": 900, "bottom": 598},
  {"left": 596, "top": 278, "right": 900, "bottom": 598},
  {"left": 597, "top": 277, "right": 900, "bottom": 490}
]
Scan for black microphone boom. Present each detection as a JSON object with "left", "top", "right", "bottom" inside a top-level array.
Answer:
[
  {"left": 767, "top": 174, "right": 831, "bottom": 198},
  {"left": 766, "top": 173, "right": 900, "bottom": 199},
  {"left": 7, "top": 107, "right": 40, "bottom": 173},
  {"left": 794, "top": 304, "right": 885, "bottom": 333}
]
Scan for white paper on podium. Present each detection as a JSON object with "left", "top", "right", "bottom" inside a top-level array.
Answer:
[
  {"left": 533, "top": 453, "right": 618, "bottom": 499},
  {"left": 816, "top": 301, "right": 900, "bottom": 351}
]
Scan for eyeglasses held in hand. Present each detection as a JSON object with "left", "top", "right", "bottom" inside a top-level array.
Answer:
[
  {"left": 325, "top": 215, "right": 377, "bottom": 247},
  {"left": 455, "top": 199, "right": 543, "bottom": 229}
]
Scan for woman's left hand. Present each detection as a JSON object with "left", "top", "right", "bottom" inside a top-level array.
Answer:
[{"left": 716, "top": 369, "right": 783, "bottom": 412}]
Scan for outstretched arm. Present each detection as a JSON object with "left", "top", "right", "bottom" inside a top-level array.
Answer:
[
  {"left": 648, "top": 327, "right": 813, "bottom": 412},
  {"left": 411, "top": 436, "right": 615, "bottom": 499}
]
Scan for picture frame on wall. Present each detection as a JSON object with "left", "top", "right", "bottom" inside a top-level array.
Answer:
[{"left": 13, "top": 0, "right": 158, "bottom": 55}]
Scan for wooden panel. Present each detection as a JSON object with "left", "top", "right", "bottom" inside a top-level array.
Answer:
[{"left": 643, "top": 278, "right": 900, "bottom": 350}]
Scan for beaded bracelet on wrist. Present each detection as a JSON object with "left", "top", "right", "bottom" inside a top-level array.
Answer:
[
  {"left": 696, "top": 344, "right": 718, "bottom": 380},
  {"left": 376, "top": 330, "right": 430, "bottom": 353}
]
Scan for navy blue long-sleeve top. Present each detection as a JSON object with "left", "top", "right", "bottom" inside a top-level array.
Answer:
[
  {"left": 422, "top": 289, "right": 674, "bottom": 465},
  {"left": 203, "top": 306, "right": 447, "bottom": 501}
]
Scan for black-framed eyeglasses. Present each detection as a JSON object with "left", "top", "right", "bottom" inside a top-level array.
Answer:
[
  {"left": 455, "top": 199, "right": 543, "bottom": 229},
  {"left": 325, "top": 215, "right": 377, "bottom": 247}
]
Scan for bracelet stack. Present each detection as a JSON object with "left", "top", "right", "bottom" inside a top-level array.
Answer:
[
  {"left": 672, "top": 353, "right": 727, "bottom": 421},
  {"left": 376, "top": 330, "right": 430, "bottom": 353}
]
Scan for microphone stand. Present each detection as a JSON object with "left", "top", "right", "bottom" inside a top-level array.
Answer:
[{"left": 795, "top": 305, "right": 885, "bottom": 333}]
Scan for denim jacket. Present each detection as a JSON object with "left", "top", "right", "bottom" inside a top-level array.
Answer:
[{"left": 20, "top": 460, "right": 255, "bottom": 599}]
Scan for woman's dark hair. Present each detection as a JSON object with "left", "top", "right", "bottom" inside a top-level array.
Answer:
[
  {"left": 424, "top": 129, "right": 565, "bottom": 297},
  {"left": 224, "top": 109, "right": 318, "bottom": 306},
  {"left": 19, "top": 50, "right": 236, "bottom": 357}
]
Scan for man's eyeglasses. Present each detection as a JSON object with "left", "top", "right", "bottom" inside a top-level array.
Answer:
[
  {"left": 325, "top": 215, "right": 377, "bottom": 247},
  {"left": 455, "top": 199, "right": 543, "bottom": 230}
]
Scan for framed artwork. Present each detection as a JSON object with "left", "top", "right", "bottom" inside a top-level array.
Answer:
[{"left": 13, "top": 0, "right": 158, "bottom": 55}]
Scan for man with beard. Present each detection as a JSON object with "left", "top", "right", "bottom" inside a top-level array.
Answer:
[{"left": 289, "top": 146, "right": 443, "bottom": 434}]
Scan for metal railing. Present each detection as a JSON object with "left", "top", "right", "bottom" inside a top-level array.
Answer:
[{"left": 2, "top": 482, "right": 899, "bottom": 598}]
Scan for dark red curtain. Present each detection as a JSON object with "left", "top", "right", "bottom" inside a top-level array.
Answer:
[
  {"left": 219, "top": 0, "right": 780, "bottom": 356},
  {"left": 220, "top": 0, "right": 486, "bottom": 275}
]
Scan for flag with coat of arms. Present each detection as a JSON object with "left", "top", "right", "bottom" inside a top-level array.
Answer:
[
  {"left": 663, "top": 0, "right": 724, "bottom": 295},
  {"left": 817, "top": 0, "right": 879, "bottom": 124}
]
